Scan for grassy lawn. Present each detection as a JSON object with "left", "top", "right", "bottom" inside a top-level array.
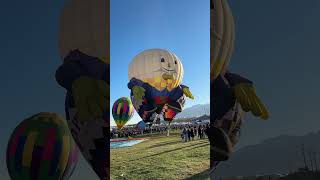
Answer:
[{"left": 110, "top": 131, "right": 210, "bottom": 180}]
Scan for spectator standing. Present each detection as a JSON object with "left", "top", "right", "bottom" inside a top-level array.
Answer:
[
  {"left": 198, "top": 125, "right": 202, "bottom": 139},
  {"left": 181, "top": 128, "right": 184, "bottom": 142},
  {"left": 187, "top": 127, "right": 191, "bottom": 141},
  {"left": 204, "top": 124, "right": 209, "bottom": 139},
  {"left": 190, "top": 127, "right": 194, "bottom": 140},
  {"left": 183, "top": 127, "right": 188, "bottom": 142}
]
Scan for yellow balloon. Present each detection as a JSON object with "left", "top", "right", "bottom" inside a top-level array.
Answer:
[{"left": 128, "top": 49, "right": 184, "bottom": 91}]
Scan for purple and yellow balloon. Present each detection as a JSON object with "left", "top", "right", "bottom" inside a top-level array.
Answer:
[
  {"left": 6, "top": 112, "right": 78, "bottom": 180},
  {"left": 112, "top": 97, "right": 134, "bottom": 129}
]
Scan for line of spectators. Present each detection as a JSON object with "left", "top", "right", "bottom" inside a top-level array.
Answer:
[
  {"left": 110, "top": 125, "right": 167, "bottom": 139},
  {"left": 110, "top": 122, "right": 209, "bottom": 139},
  {"left": 181, "top": 124, "right": 210, "bottom": 142}
]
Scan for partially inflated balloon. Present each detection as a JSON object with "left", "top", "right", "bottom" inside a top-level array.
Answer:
[
  {"left": 112, "top": 97, "right": 134, "bottom": 129},
  {"left": 6, "top": 112, "right": 78, "bottom": 180}
]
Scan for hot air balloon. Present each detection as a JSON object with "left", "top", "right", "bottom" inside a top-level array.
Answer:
[
  {"left": 56, "top": 0, "right": 110, "bottom": 179},
  {"left": 112, "top": 97, "right": 134, "bottom": 129},
  {"left": 6, "top": 112, "right": 78, "bottom": 180},
  {"left": 209, "top": 0, "right": 269, "bottom": 172},
  {"left": 211, "top": 0, "right": 235, "bottom": 81},
  {"left": 128, "top": 49, "right": 194, "bottom": 124}
]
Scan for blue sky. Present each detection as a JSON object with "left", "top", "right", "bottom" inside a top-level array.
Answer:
[{"left": 110, "top": 0, "right": 210, "bottom": 126}]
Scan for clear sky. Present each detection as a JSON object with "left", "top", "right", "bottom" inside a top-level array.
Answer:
[{"left": 110, "top": 0, "right": 210, "bottom": 126}]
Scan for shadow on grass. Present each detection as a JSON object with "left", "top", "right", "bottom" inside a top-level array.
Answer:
[
  {"left": 148, "top": 140, "right": 184, "bottom": 149},
  {"left": 135, "top": 132, "right": 181, "bottom": 139},
  {"left": 188, "top": 143, "right": 210, "bottom": 150},
  {"left": 183, "top": 169, "right": 210, "bottom": 180},
  {"left": 132, "top": 141, "right": 209, "bottom": 161}
]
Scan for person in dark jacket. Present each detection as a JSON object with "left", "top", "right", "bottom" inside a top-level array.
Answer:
[
  {"left": 187, "top": 127, "right": 191, "bottom": 141},
  {"left": 198, "top": 126, "right": 201, "bottom": 139},
  {"left": 190, "top": 127, "right": 195, "bottom": 140}
]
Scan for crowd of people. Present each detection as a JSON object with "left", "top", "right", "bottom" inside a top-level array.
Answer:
[
  {"left": 110, "top": 122, "right": 210, "bottom": 139},
  {"left": 180, "top": 124, "right": 210, "bottom": 142},
  {"left": 110, "top": 125, "right": 168, "bottom": 139}
]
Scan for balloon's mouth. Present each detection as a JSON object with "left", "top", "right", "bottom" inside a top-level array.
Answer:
[
  {"left": 162, "top": 73, "right": 174, "bottom": 80},
  {"left": 161, "top": 67, "right": 176, "bottom": 80},
  {"left": 162, "top": 67, "right": 176, "bottom": 72}
]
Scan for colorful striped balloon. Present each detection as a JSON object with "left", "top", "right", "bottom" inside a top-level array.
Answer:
[
  {"left": 6, "top": 112, "right": 78, "bottom": 180},
  {"left": 112, "top": 97, "right": 134, "bottom": 129}
]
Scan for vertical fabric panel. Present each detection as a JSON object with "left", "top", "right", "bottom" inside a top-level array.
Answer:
[{"left": 22, "top": 132, "right": 38, "bottom": 167}]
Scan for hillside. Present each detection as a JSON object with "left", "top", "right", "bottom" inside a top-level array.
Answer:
[
  {"left": 213, "top": 131, "right": 320, "bottom": 178},
  {"left": 176, "top": 104, "right": 210, "bottom": 119}
]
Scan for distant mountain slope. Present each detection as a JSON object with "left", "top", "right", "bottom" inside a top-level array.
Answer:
[
  {"left": 176, "top": 104, "right": 210, "bottom": 118},
  {"left": 214, "top": 131, "right": 320, "bottom": 178}
]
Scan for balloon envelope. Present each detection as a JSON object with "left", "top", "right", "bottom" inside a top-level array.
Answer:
[
  {"left": 65, "top": 92, "right": 109, "bottom": 179},
  {"left": 112, "top": 97, "right": 134, "bottom": 129},
  {"left": 211, "top": 0, "right": 235, "bottom": 80},
  {"left": 6, "top": 112, "right": 78, "bottom": 180},
  {"left": 128, "top": 49, "right": 184, "bottom": 91},
  {"left": 59, "top": 0, "right": 109, "bottom": 61},
  {"left": 128, "top": 49, "right": 186, "bottom": 123}
]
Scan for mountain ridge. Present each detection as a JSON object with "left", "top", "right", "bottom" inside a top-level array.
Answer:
[
  {"left": 176, "top": 103, "right": 210, "bottom": 118},
  {"left": 214, "top": 130, "right": 320, "bottom": 178}
]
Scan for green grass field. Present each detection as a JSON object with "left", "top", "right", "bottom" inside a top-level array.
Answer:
[{"left": 110, "top": 131, "right": 210, "bottom": 180}]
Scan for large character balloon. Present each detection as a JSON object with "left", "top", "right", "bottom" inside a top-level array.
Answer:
[
  {"left": 112, "top": 97, "right": 134, "bottom": 129},
  {"left": 128, "top": 49, "right": 194, "bottom": 124},
  {"left": 55, "top": 0, "right": 110, "bottom": 179},
  {"left": 209, "top": 0, "right": 270, "bottom": 172},
  {"left": 6, "top": 113, "right": 78, "bottom": 180}
]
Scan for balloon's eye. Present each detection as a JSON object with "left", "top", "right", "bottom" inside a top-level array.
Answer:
[
  {"left": 161, "top": 58, "right": 165, "bottom": 62},
  {"left": 175, "top": 61, "right": 177, "bottom": 64}
]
